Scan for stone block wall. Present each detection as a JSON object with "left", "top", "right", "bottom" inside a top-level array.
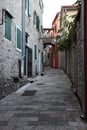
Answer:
[
  {"left": 0, "top": 77, "right": 29, "bottom": 99},
  {"left": 67, "top": 20, "right": 82, "bottom": 104},
  {"left": 0, "top": 0, "right": 22, "bottom": 79},
  {"left": 0, "top": 0, "right": 43, "bottom": 97},
  {"left": 59, "top": 51, "right": 66, "bottom": 72},
  {"left": 0, "top": 0, "right": 43, "bottom": 79}
]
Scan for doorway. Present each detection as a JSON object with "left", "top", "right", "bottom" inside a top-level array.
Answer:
[{"left": 24, "top": 47, "right": 32, "bottom": 77}]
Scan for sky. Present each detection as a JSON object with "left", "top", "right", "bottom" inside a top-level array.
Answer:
[{"left": 43, "top": 0, "right": 77, "bottom": 28}]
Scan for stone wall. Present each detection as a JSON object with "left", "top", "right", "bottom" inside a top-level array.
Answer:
[
  {"left": 67, "top": 19, "right": 82, "bottom": 104},
  {"left": 0, "top": 0, "right": 22, "bottom": 79},
  {"left": 0, "top": 0, "right": 43, "bottom": 97},
  {"left": 0, "top": 77, "right": 29, "bottom": 99},
  {"left": 59, "top": 51, "right": 66, "bottom": 72},
  {"left": 0, "top": 0, "right": 43, "bottom": 79}
]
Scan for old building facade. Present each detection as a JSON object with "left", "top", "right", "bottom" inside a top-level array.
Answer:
[
  {"left": 49, "top": 13, "right": 59, "bottom": 69},
  {"left": 0, "top": 0, "right": 43, "bottom": 80},
  {"left": 57, "top": 5, "right": 83, "bottom": 104},
  {"left": 43, "top": 13, "right": 60, "bottom": 69},
  {"left": 59, "top": 5, "right": 77, "bottom": 72}
]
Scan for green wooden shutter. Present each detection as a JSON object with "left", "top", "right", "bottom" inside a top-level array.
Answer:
[
  {"left": 33, "top": 11, "right": 36, "bottom": 25},
  {"left": 25, "top": 0, "right": 28, "bottom": 14},
  {"left": 5, "top": 14, "right": 11, "bottom": 41},
  {"left": 17, "top": 28, "right": 21, "bottom": 50},
  {"left": 36, "top": 16, "right": 40, "bottom": 32}
]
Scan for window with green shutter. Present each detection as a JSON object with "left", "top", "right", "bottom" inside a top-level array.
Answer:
[
  {"left": 34, "top": 45, "right": 37, "bottom": 60},
  {"left": 16, "top": 27, "right": 21, "bottom": 51},
  {"left": 28, "top": 0, "right": 32, "bottom": 16},
  {"left": 5, "top": 13, "right": 12, "bottom": 41},
  {"left": 36, "top": 15, "right": 40, "bottom": 32},
  {"left": 39, "top": 0, "right": 42, "bottom": 9},
  {"left": 39, "top": 0, "right": 44, "bottom": 11},
  {"left": 33, "top": 11, "right": 40, "bottom": 32},
  {"left": 25, "top": 0, "right": 32, "bottom": 16},
  {"left": 33, "top": 11, "right": 36, "bottom": 26},
  {"left": 25, "top": 0, "right": 28, "bottom": 14}
]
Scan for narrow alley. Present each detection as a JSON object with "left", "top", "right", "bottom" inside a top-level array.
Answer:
[{"left": 0, "top": 67, "right": 87, "bottom": 130}]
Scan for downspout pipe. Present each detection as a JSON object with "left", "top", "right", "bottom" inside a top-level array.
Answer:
[
  {"left": 80, "top": 0, "right": 86, "bottom": 119},
  {"left": 22, "top": 0, "right": 25, "bottom": 58},
  {"left": 19, "top": 0, "right": 25, "bottom": 77}
]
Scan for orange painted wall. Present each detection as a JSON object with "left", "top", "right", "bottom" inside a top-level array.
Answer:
[
  {"left": 50, "top": 44, "right": 59, "bottom": 68},
  {"left": 49, "top": 13, "right": 59, "bottom": 69}
]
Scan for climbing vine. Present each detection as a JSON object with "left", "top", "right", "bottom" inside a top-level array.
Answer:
[
  {"left": 57, "top": 0, "right": 81, "bottom": 51},
  {"left": 57, "top": 15, "right": 75, "bottom": 51}
]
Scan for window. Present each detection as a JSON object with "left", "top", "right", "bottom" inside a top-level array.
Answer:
[
  {"left": 36, "top": 15, "right": 40, "bottom": 32},
  {"left": 16, "top": 27, "right": 21, "bottom": 51},
  {"left": 25, "top": 0, "right": 28, "bottom": 15},
  {"left": 39, "top": 0, "right": 41, "bottom": 8},
  {"left": 41, "top": 52, "right": 43, "bottom": 63},
  {"left": 25, "top": 0, "right": 32, "bottom": 16},
  {"left": 5, "top": 12, "right": 12, "bottom": 41},
  {"left": 34, "top": 45, "right": 37, "bottom": 60},
  {"left": 39, "top": 0, "right": 43, "bottom": 9},
  {"left": 25, "top": 33, "right": 29, "bottom": 44},
  {"left": 33, "top": 11, "right": 40, "bottom": 32},
  {"left": 28, "top": 0, "right": 32, "bottom": 16},
  {"left": 33, "top": 11, "right": 37, "bottom": 26},
  {"left": 39, "top": 0, "right": 44, "bottom": 13}
]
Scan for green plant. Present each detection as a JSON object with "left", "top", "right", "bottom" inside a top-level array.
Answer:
[
  {"left": 75, "top": 0, "right": 81, "bottom": 10},
  {"left": 57, "top": 0, "right": 81, "bottom": 51},
  {"left": 57, "top": 15, "right": 75, "bottom": 51}
]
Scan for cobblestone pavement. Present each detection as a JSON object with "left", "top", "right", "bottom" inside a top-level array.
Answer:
[{"left": 0, "top": 67, "right": 87, "bottom": 130}]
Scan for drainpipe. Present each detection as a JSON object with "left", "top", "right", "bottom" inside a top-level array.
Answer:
[
  {"left": 19, "top": 0, "right": 25, "bottom": 77},
  {"left": 80, "top": 0, "right": 86, "bottom": 119},
  {"left": 22, "top": 0, "right": 25, "bottom": 58}
]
